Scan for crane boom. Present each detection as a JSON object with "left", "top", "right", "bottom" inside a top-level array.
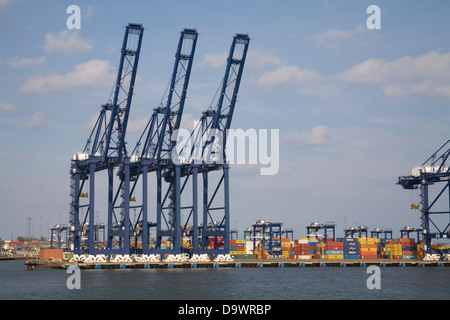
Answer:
[
  {"left": 85, "top": 23, "right": 144, "bottom": 169},
  {"left": 178, "top": 33, "right": 250, "bottom": 168},
  {"left": 133, "top": 28, "right": 198, "bottom": 167},
  {"left": 69, "top": 23, "right": 144, "bottom": 254}
]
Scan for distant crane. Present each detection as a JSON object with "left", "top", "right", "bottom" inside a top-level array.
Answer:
[
  {"left": 344, "top": 225, "right": 368, "bottom": 238},
  {"left": 249, "top": 220, "right": 283, "bottom": 256},
  {"left": 398, "top": 139, "right": 450, "bottom": 253},
  {"left": 306, "top": 221, "right": 336, "bottom": 241},
  {"left": 370, "top": 227, "right": 392, "bottom": 239},
  {"left": 400, "top": 226, "right": 421, "bottom": 243}
]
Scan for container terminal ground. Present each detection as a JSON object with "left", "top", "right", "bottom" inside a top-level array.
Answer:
[{"left": 24, "top": 258, "right": 450, "bottom": 270}]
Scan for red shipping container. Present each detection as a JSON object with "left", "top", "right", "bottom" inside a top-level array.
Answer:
[
  {"left": 326, "top": 241, "right": 343, "bottom": 246},
  {"left": 326, "top": 245, "right": 344, "bottom": 250},
  {"left": 360, "top": 254, "right": 377, "bottom": 259},
  {"left": 360, "top": 244, "right": 378, "bottom": 248},
  {"left": 397, "top": 238, "right": 416, "bottom": 243}
]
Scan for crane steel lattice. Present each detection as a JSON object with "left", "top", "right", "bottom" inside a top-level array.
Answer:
[
  {"left": 172, "top": 33, "right": 250, "bottom": 254},
  {"left": 370, "top": 227, "right": 392, "bottom": 239},
  {"left": 116, "top": 28, "right": 199, "bottom": 255},
  {"left": 306, "top": 221, "right": 336, "bottom": 241},
  {"left": 249, "top": 220, "right": 282, "bottom": 256},
  {"left": 398, "top": 139, "right": 450, "bottom": 253},
  {"left": 68, "top": 26, "right": 249, "bottom": 257},
  {"left": 344, "top": 225, "right": 368, "bottom": 238},
  {"left": 69, "top": 23, "right": 144, "bottom": 254},
  {"left": 400, "top": 226, "right": 421, "bottom": 243}
]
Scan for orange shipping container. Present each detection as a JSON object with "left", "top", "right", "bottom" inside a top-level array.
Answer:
[
  {"left": 397, "top": 238, "right": 416, "bottom": 243},
  {"left": 360, "top": 254, "right": 378, "bottom": 259},
  {"left": 326, "top": 241, "right": 343, "bottom": 246},
  {"left": 326, "top": 245, "right": 343, "bottom": 250},
  {"left": 39, "top": 248, "right": 64, "bottom": 261},
  {"left": 402, "top": 250, "right": 417, "bottom": 255},
  {"left": 360, "top": 244, "right": 378, "bottom": 248}
]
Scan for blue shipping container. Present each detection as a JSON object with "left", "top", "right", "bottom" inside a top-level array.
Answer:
[{"left": 344, "top": 254, "right": 360, "bottom": 259}]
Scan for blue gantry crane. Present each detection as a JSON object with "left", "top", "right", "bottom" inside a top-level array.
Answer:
[
  {"left": 172, "top": 33, "right": 250, "bottom": 254},
  {"left": 398, "top": 139, "right": 450, "bottom": 253},
  {"left": 68, "top": 25, "right": 249, "bottom": 257},
  {"left": 69, "top": 23, "right": 144, "bottom": 254},
  {"left": 116, "top": 28, "right": 199, "bottom": 255}
]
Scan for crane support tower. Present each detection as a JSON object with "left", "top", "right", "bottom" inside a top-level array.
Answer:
[
  {"left": 169, "top": 33, "right": 250, "bottom": 254},
  {"left": 118, "top": 28, "right": 199, "bottom": 255},
  {"left": 370, "top": 227, "right": 392, "bottom": 239},
  {"left": 249, "top": 220, "right": 283, "bottom": 256},
  {"left": 69, "top": 23, "right": 144, "bottom": 254},
  {"left": 398, "top": 139, "right": 450, "bottom": 253},
  {"left": 306, "top": 221, "right": 336, "bottom": 241}
]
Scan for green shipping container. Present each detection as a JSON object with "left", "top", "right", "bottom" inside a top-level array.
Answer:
[
  {"left": 234, "top": 254, "right": 255, "bottom": 259},
  {"left": 402, "top": 255, "right": 418, "bottom": 259}
]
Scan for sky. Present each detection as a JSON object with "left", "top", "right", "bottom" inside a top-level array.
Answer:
[{"left": 1, "top": 0, "right": 450, "bottom": 241}]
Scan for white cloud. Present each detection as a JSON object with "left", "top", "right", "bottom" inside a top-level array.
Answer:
[
  {"left": 84, "top": 5, "right": 95, "bottom": 19},
  {"left": 20, "top": 59, "right": 115, "bottom": 94},
  {"left": 0, "top": 101, "right": 17, "bottom": 113},
  {"left": 200, "top": 52, "right": 228, "bottom": 68},
  {"left": 5, "top": 56, "right": 46, "bottom": 68},
  {"left": 254, "top": 50, "right": 450, "bottom": 99},
  {"left": 339, "top": 50, "right": 450, "bottom": 98},
  {"left": 45, "top": 30, "right": 93, "bottom": 54},
  {"left": 247, "top": 49, "right": 282, "bottom": 69},
  {"left": 285, "top": 125, "right": 331, "bottom": 147},
  {"left": 254, "top": 65, "right": 322, "bottom": 89},
  {"left": 200, "top": 48, "right": 281, "bottom": 69},
  {"left": 27, "top": 111, "right": 49, "bottom": 128},
  {"left": 0, "top": 0, "right": 14, "bottom": 20},
  {"left": 313, "top": 24, "right": 382, "bottom": 51},
  {"left": 126, "top": 117, "right": 152, "bottom": 134},
  {"left": 179, "top": 113, "right": 198, "bottom": 132}
]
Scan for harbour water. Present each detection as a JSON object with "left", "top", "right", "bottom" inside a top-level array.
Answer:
[{"left": 1, "top": 259, "right": 450, "bottom": 300}]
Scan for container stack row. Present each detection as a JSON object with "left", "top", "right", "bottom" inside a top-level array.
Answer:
[{"left": 230, "top": 237, "right": 424, "bottom": 260}]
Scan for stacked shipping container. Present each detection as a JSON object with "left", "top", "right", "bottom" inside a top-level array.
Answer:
[
  {"left": 358, "top": 237, "right": 379, "bottom": 259},
  {"left": 227, "top": 237, "right": 424, "bottom": 260},
  {"left": 132, "top": 237, "right": 425, "bottom": 260},
  {"left": 343, "top": 238, "right": 360, "bottom": 259},
  {"left": 230, "top": 239, "right": 253, "bottom": 259},
  {"left": 398, "top": 238, "right": 418, "bottom": 259},
  {"left": 322, "top": 240, "right": 344, "bottom": 259}
]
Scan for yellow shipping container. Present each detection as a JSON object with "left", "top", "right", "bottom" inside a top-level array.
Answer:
[
  {"left": 360, "top": 247, "right": 378, "bottom": 252},
  {"left": 386, "top": 250, "right": 402, "bottom": 254},
  {"left": 385, "top": 244, "right": 402, "bottom": 248},
  {"left": 358, "top": 238, "right": 379, "bottom": 244},
  {"left": 323, "top": 255, "right": 344, "bottom": 259}
]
